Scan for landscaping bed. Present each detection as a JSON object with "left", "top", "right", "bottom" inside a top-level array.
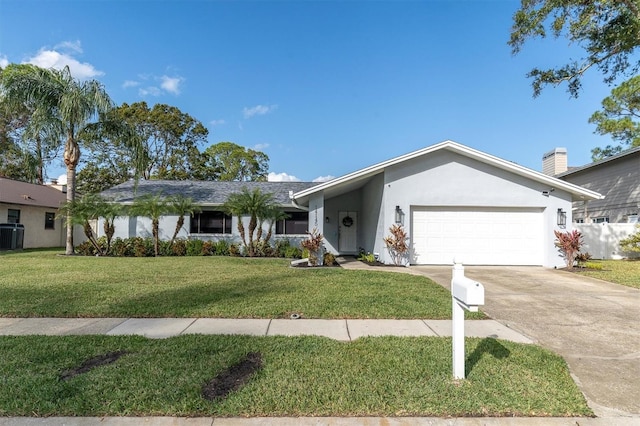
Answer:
[{"left": 0, "top": 334, "right": 592, "bottom": 417}]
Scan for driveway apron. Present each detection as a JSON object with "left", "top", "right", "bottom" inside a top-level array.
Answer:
[{"left": 414, "top": 265, "right": 640, "bottom": 417}]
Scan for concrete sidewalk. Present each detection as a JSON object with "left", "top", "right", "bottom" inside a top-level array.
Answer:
[{"left": 0, "top": 317, "right": 532, "bottom": 343}]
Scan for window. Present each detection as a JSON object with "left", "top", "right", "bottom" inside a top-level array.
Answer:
[
  {"left": 627, "top": 214, "right": 638, "bottom": 224},
  {"left": 276, "top": 211, "right": 308, "bottom": 235},
  {"left": 7, "top": 209, "right": 20, "bottom": 224},
  {"left": 593, "top": 217, "right": 609, "bottom": 224},
  {"left": 45, "top": 212, "right": 55, "bottom": 229},
  {"left": 574, "top": 218, "right": 584, "bottom": 224},
  {"left": 190, "top": 211, "right": 232, "bottom": 234}
]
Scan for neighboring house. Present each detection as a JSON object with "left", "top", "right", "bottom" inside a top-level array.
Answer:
[
  {"left": 102, "top": 141, "right": 602, "bottom": 267},
  {"left": 555, "top": 146, "right": 640, "bottom": 224},
  {"left": 0, "top": 177, "right": 67, "bottom": 249},
  {"left": 99, "top": 180, "right": 318, "bottom": 245},
  {"left": 552, "top": 146, "right": 640, "bottom": 259}
]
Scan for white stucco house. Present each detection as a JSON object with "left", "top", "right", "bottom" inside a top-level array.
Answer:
[{"left": 100, "top": 141, "right": 603, "bottom": 267}]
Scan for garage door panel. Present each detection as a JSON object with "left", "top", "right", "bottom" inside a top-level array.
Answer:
[{"left": 412, "top": 208, "right": 543, "bottom": 265}]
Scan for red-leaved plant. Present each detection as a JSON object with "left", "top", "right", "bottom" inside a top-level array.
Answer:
[
  {"left": 554, "top": 229, "right": 584, "bottom": 270},
  {"left": 383, "top": 224, "right": 409, "bottom": 266},
  {"left": 301, "top": 228, "right": 324, "bottom": 266}
]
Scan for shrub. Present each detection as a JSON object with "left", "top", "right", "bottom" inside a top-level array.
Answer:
[
  {"left": 202, "top": 241, "right": 215, "bottom": 256},
  {"left": 274, "top": 239, "right": 292, "bottom": 258},
  {"left": 383, "top": 224, "right": 409, "bottom": 266},
  {"left": 285, "top": 246, "right": 302, "bottom": 259},
  {"left": 171, "top": 239, "right": 187, "bottom": 256},
  {"left": 214, "top": 240, "right": 230, "bottom": 256},
  {"left": 229, "top": 243, "right": 241, "bottom": 257},
  {"left": 554, "top": 230, "right": 584, "bottom": 270},
  {"left": 620, "top": 225, "right": 640, "bottom": 253},
  {"left": 584, "top": 261, "right": 604, "bottom": 270},
  {"left": 301, "top": 228, "right": 324, "bottom": 266},
  {"left": 253, "top": 240, "right": 273, "bottom": 257},
  {"left": 575, "top": 252, "right": 592, "bottom": 267},
  {"left": 186, "top": 239, "right": 204, "bottom": 256},
  {"left": 358, "top": 252, "right": 376, "bottom": 263},
  {"left": 323, "top": 252, "right": 336, "bottom": 266},
  {"left": 76, "top": 240, "right": 98, "bottom": 256}
]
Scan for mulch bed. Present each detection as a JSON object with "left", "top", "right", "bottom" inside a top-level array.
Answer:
[{"left": 59, "top": 351, "right": 128, "bottom": 381}]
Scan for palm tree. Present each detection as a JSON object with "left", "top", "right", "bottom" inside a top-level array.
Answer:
[
  {"left": 263, "top": 207, "right": 289, "bottom": 245},
  {"left": 58, "top": 194, "right": 109, "bottom": 255},
  {"left": 223, "top": 187, "right": 278, "bottom": 256},
  {"left": 168, "top": 194, "right": 201, "bottom": 245},
  {"left": 1, "top": 64, "right": 113, "bottom": 255},
  {"left": 129, "top": 194, "right": 171, "bottom": 256}
]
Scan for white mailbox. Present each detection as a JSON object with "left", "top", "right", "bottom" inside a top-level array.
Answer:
[{"left": 452, "top": 276, "right": 484, "bottom": 311}]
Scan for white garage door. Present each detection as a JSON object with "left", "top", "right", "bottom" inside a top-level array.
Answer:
[{"left": 412, "top": 207, "right": 543, "bottom": 265}]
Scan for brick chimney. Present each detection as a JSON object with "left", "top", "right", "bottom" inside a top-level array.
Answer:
[{"left": 542, "top": 148, "right": 568, "bottom": 176}]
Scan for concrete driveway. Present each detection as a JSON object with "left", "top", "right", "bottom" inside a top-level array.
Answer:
[{"left": 414, "top": 265, "right": 640, "bottom": 418}]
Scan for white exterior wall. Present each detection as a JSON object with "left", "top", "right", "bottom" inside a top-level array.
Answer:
[
  {"left": 379, "top": 151, "right": 572, "bottom": 268},
  {"left": 575, "top": 223, "right": 640, "bottom": 259},
  {"left": 0, "top": 203, "right": 65, "bottom": 248}
]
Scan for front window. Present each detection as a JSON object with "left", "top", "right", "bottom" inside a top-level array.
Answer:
[
  {"left": 7, "top": 209, "right": 20, "bottom": 224},
  {"left": 593, "top": 217, "right": 609, "bottom": 224},
  {"left": 190, "top": 211, "right": 232, "bottom": 234},
  {"left": 276, "top": 211, "right": 308, "bottom": 235},
  {"left": 45, "top": 212, "right": 55, "bottom": 229}
]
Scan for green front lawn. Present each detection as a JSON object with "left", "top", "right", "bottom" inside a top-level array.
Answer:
[
  {"left": 0, "top": 334, "right": 591, "bottom": 417},
  {"left": 0, "top": 249, "right": 482, "bottom": 319},
  {"left": 575, "top": 259, "right": 640, "bottom": 289}
]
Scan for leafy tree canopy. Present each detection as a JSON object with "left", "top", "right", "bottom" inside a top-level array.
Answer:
[
  {"left": 79, "top": 101, "right": 208, "bottom": 187},
  {"left": 510, "top": 0, "right": 640, "bottom": 97},
  {"left": 589, "top": 75, "right": 640, "bottom": 160},
  {"left": 195, "top": 141, "right": 269, "bottom": 181}
]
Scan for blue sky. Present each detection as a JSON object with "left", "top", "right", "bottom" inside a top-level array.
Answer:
[{"left": 0, "top": 0, "right": 619, "bottom": 183}]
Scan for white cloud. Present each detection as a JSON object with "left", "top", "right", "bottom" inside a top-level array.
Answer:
[
  {"left": 54, "top": 40, "right": 83, "bottom": 54},
  {"left": 160, "top": 75, "right": 183, "bottom": 94},
  {"left": 253, "top": 143, "right": 270, "bottom": 151},
  {"left": 0, "top": 55, "right": 8, "bottom": 68},
  {"left": 122, "top": 80, "right": 140, "bottom": 88},
  {"left": 268, "top": 172, "right": 301, "bottom": 182},
  {"left": 25, "top": 42, "right": 103, "bottom": 79},
  {"left": 312, "top": 175, "right": 335, "bottom": 183},
  {"left": 56, "top": 174, "right": 67, "bottom": 185},
  {"left": 128, "top": 74, "right": 185, "bottom": 97},
  {"left": 139, "top": 86, "right": 162, "bottom": 97},
  {"left": 243, "top": 104, "right": 278, "bottom": 119},
  {"left": 210, "top": 119, "right": 226, "bottom": 127}
]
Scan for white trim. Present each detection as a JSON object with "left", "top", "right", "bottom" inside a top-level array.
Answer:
[{"left": 292, "top": 140, "right": 603, "bottom": 203}]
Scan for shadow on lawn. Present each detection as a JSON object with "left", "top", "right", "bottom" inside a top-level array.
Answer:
[
  {"left": 105, "top": 272, "right": 295, "bottom": 317},
  {"left": 466, "top": 338, "right": 510, "bottom": 377}
]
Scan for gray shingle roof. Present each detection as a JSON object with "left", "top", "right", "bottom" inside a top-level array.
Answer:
[{"left": 100, "top": 180, "right": 319, "bottom": 206}]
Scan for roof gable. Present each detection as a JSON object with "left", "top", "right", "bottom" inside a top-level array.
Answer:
[
  {"left": 293, "top": 140, "right": 603, "bottom": 203},
  {"left": 100, "top": 180, "right": 319, "bottom": 206},
  {"left": 0, "top": 178, "right": 66, "bottom": 208}
]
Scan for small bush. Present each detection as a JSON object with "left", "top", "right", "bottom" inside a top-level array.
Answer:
[
  {"left": 554, "top": 230, "right": 584, "bottom": 270},
  {"left": 575, "top": 252, "right": 592, "bottom": 267},
  {"left": 620, "top": 224, "right": 640, "bottom": 253},
  {"left": 358, "top": 252, "right": 376, "bottom": 263},
  {"left": 186, "top": 239, "right": 204, "bottom": 256},
  {"left": 215, "top": 240, "right": 230, "bottom": 256},
  {"left": 323, "top": 252, "right": 336, "bottom": 266},
  {"left": 76, "top": 240, "right": 98, "bottom": 256},
  {"left": 201, "top": 241, "right": 214, "bottom": 256},
  {"left": 171, "top": 240, "right": 187, "bottom": 256},
  {"left": 285, "top": 246, "right": 302, "bottom": 259},
  {"left": 583, "top": 261, "right": 604, "bottom": 270},
  {"left": 229, "top": 243, "right": 241, "bottom": 257}
]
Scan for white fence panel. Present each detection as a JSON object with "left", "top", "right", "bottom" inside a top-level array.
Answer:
[{"left": 575, "top": 223, "right": 640, "bottom": 259}]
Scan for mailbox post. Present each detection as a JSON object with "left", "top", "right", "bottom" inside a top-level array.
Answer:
[{"left": 451, "top": 259, "right": 484, "bottom": 379}]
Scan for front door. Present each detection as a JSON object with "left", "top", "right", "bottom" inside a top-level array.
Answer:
[{"left": 338, "top": 211, "right": 358, "bottom": 253}]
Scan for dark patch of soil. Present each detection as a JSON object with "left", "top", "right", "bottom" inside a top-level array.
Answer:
[
  {"left": 59, "top": 351, "right": 128, "bottom": 381},
  {"left": 202, "top": 352, "right": 263, "bottom": 402}
]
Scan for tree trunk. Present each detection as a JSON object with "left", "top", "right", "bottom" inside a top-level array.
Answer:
[
  {"left": 248, "top": 215, "right": 257, "bottom": 257},
  {"left": 153, "top": 218, "right": 159, "bottom": 256},
  {"left": 171, "top": 215, "right": 184, "bottom": 244},
  {"left": 63, "top": 134, "right": 80, "bottom": 255}
]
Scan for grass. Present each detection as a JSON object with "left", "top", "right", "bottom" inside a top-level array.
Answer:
[
  {"left": 0, "top": 334, "right": 592, "bottom": 417},
  {"left": 574, "top": 259, "right": 640, "bottom": 289},
  {"left": 0, "top": 249, "right": 484, "bottom": 319}
]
